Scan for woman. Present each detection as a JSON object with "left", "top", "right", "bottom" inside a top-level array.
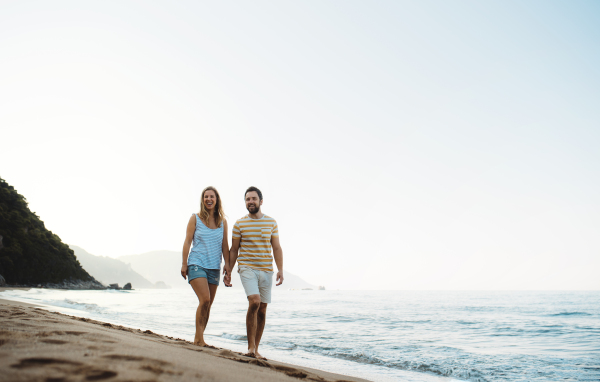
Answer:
[{"left": 181, "top": 186, "right": 231, "bottom": 347}]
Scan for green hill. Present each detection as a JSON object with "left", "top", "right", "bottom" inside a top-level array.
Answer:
[{"left": 0, "top": 177, "right": 101, "bottom": 287}]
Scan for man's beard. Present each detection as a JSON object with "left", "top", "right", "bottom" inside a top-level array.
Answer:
[{"left": 247, "top": 204, "right": 259, "bottom": 214}]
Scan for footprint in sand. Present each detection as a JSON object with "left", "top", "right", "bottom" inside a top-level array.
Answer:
[
  {"left": 39, "top": 331, "right": 68, "bottom": 337},
  {"left": 273, "top": 365, "right": 308, "bottom": 378},
  {"left": 140, "top": 364, "right": 166, "bottom": 375},
  {"left": 102, "top": 354, "right": 145, "bottom": 362},
  {"left": 101, "top": 354, "right": 180, "bottom": 377},
  {"left": 11, "top": 357, "right": 82, "bottom": 368},
  {"left": 85, "top": 370, "right": 118, "bottom": 381},
  {"left": 102, "top": 354, "right": 171, "bottom": 366},
  {"left": 248, "top": 359, "right": 272, "bottom": 368},
  {"left": 40, "top": 339, "right": 68, "bottom": 345},
  {"left": 11, "top": 357, "right": 119, "bottom": 381},
  {"left": 217, "top": 349, "right": 238, "bottom": 358},
  {"left": 65, "top": 331, "right": 87, "bottom": 336}
]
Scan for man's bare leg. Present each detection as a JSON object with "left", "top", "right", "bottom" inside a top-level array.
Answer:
[
  {"left": 190, "top": 278, "right": 214, "bottom": 347},
  {"left": 245, "top": 294, "right": 261, "bottom": 357},
  {"left": 254, "top": 302, "right": 268, "bottom": 359}
]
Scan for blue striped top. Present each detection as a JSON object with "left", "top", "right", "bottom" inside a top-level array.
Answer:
[{"left": 187, "top": 214, "right": 223, "bottom": 269}]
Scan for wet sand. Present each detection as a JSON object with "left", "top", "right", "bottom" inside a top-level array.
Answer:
[{"left": 0, "top": 298, "right": 368, "bottom": 382}]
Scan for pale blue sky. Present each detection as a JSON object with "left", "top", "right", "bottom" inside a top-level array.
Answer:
[{"left": 1, "top": 1, "right": 599, "bottom": 289}]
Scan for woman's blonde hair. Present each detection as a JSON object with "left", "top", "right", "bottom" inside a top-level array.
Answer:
[{"left": 198, "top": 186, "right": 225, "bottom": 228}]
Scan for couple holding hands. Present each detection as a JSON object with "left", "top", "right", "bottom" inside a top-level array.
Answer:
[{"left": 181, "top": 186, "right": 283, "bottom": 360}]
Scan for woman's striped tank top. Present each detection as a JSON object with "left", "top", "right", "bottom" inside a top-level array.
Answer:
[{"left": 187, "top": 214, "right": 223, "bottom": 269}]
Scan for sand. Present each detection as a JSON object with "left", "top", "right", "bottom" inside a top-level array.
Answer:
[{"left": 0, "top": 298, "right": 369, "bottom": 382}]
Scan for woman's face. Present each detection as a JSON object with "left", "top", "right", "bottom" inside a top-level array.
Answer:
[{"left": 203, "top": 190, "right": 217, "bottom": 211}]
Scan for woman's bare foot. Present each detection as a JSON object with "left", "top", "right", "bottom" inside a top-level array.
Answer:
[
  {"left": 244, "top": 349, "right": 256, "bottom": 358},
  {"left": 193, "top": 340, "right": 218, "bottom": 349},
  {"left": 255, "top": 351, "right": 267, "bottom": 360}
]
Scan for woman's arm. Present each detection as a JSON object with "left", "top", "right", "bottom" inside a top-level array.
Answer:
[
  {"left": 181, "top": 215, "right": 196, "bottom": 279},
  {"left": 222, "top": 219, "right": 232, "bottom": 286}
]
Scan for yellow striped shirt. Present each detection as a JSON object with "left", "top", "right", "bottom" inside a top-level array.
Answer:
[{"left": 232, "top": 215, "right": 279, "bottom": 272}]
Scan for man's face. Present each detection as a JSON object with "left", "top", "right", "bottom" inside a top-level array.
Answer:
[{"left": 245, "top": 191, "right": 262, "bottom": 214}]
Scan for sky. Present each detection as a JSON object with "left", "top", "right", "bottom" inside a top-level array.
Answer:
[{"left": 1, "top": 0, "right": 599, "bottom": 290}]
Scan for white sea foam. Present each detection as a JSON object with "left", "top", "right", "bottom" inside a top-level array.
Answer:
[{"left": 220, "top": 333, "right": 247, "bottom": 341}]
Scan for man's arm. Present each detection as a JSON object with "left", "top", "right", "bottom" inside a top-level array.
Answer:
[
  {"left": 229, "top": 238, "right": 241, "bottom": 270},
  {"left": 271, "top": 236, "right": 284, "bottom": 286}
]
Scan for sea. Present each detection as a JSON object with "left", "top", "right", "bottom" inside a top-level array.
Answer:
[{"left": 1, "top": 288, "right": 599, "bottom": 382}]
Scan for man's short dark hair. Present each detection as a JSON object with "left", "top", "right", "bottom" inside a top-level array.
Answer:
[{"left": 245, "top": 186, "right": 263, "bottom": 201}]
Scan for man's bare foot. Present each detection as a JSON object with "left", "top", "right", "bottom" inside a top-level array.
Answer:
[{"left": 255, "top": 351, "right": 267, "bottom": 360}]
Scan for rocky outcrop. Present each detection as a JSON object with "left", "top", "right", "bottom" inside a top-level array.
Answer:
[
  {"left": 123, "top": 283, "right": 132, "bottom": 290},
  {"left": 41, "top": 277, "right": 105, "bottom": 290},
  {"left": 154, "top": 281, "right": 170, "bottom": 289},
  {"left": 0, "top": 274, "right": 6, "bottom": 286}
]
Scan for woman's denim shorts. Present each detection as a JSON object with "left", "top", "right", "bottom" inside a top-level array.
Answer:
[{"left": 188, "top": 265, "right": 220, "bottom": 286}]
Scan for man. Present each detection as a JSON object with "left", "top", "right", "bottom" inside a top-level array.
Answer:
[{"left": 230, "top": 186, "right": 283, "bottom": 360}]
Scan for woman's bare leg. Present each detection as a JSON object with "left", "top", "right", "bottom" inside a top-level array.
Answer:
[
  {"left": 205, "top": 283, "right": 218, "bottom": 324},
  {"left": 190, "top": 277, "right": 212, "bottom": 346}
]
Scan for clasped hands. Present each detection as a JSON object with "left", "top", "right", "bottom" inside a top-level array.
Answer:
[{"left": 223, "top": 265, "right": 233, "bottom": 287}]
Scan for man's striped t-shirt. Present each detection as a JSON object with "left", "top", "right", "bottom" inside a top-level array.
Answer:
[{"left": 232, "top": 215, "right": 279, "bottom": 272}]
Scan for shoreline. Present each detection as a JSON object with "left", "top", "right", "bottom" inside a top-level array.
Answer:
[{"left": 0, "top": 298, "right": 370, "bottom": 382}]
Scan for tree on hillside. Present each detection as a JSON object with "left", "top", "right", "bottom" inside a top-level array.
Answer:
[{"left": 0, "top": 177, "right": 95, "bottom": 284}]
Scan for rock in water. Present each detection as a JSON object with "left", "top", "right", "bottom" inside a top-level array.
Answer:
[
  {"left": 0, "top": 274, "right": 5, "bottom": 286},
  {"left": 123, "top": 282, "right": 132, "bottom": 290},
  {"left": 154, "top": 281, "right": 170, "bottom": 289}
]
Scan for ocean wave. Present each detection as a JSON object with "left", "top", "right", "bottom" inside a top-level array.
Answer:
[
  {"left": 268, "top": 341, "right": 297, "bottom": 350},
  {"left": 296, "top": 344, "right": 490, "bottom": 381},
  {"left": 327, "top": 316, "right": 360, "bottom": 323},
  {"left": 549, "top": 312, "right": 592, "bottom": 316},
  {"left": 220, "top": 333, "right": 247, "bottom": 341},
  {"left": 61, "top": 299, "right": 104, "bottom": 313}
]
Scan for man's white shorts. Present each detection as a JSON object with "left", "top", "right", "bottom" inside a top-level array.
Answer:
[{"left": 238, "top": 266, "right": 273, "bottom": 304}]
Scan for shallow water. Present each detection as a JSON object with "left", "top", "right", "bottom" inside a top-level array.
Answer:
[{"left": 2, "top": 289, "right": 599, "bottom": 382}]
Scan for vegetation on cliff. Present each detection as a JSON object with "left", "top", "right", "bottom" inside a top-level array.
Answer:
[{"left": 0, "top": 177, "right": 95, "bottom": 285}]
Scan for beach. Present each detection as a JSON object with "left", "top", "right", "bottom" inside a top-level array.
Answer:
[
  {"left": 0, "top": 296, "right": 367, "bottom": 382},
  {"left": 2, "top": 288, "right": 599, "bottom": 381}
]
